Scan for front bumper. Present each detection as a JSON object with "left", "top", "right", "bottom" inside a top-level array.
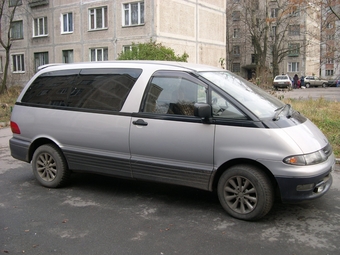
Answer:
[{"left": 276, "top": 166, "right": 333, "bottom": 203}]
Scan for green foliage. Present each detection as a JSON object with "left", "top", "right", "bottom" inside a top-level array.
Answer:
[
  {"left": 283, "top": 97, "right": 340, "bottom": 158},
  {"left": 117, "top": 40, "right": 189, "bottom": 62}
]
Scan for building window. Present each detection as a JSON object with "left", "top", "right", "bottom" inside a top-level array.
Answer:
[
  {"left": 325, "top": 70, "right": 334, "bottom": 76},
  {"left": 288, "top": 62, "right": 299, "bottom": 72},
  {"left": 33, "top": 17, "right": 48, "bottom": 37},
  {"left": 326, "top": 58, "right": 334, "bottom": 64},
  {"left": 123, "top": 45, "right": 133, "bottom": 52},
  {"left": 9, "top": 0, "right": 22, "bottom": 7},
  {"left": 270, "top": 8, "right": 278, "bottom": 18},
  {"left": 289, "top": 25, "right": 300, "bottom": 36},
  {"left": 62, "top": 13, "right": 73, "bottom": 33},
  {"left": 90, "top": 48, "right": 108, "bottom": 61},
  {"left": 289, "top": 6, "right": 300, "bottom": 16},
  {"left": 34, "top": 52, "right": 49, "bottom": 72},
  {"left": 233, "top": 28, "right": 240, "bottom": 38},
  {"left": 270, "top": 25, "right": 276, "bottom": 38},
  {"left": 12, "top": 54, "right": 25, "bottom": 72},
  {"left": 123, "top": 1, "right": 144, "bottom": 26},
  {"left": 89, "top": 6, "right": 108, "bottom": 30},
  {"left": 62, "top": 50, "right": 73, "bottom": 63},
  {"left": 232, "top": 63, "right": 240, "bottom": 73},
  {"left": 288, "top": 43, "right": 300, "bottom": 57},
  {"left": 232, "top": 11, "right": 240, "bottom": 21},
  {"left": 11, "top": 20, "right": 23, "bottom": 39},
  {"left": 233, "top": 45, "right": 240, "bottom": 56}
]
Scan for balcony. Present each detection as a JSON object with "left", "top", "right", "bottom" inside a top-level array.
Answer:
[{"left": 29, "top": 0, "right": 49, "bottom": 7}]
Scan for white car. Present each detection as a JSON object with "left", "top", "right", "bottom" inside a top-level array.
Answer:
[{"left": 273, "top": 74, "right": 292, "bottom": 90}]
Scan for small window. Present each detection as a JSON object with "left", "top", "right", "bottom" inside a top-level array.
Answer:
[
  {"left": 21, "top": 68, "right": 142, "bottom": 112},
  {"left": 326, "top": 70, "right": 334, "bottom": 76},
  {"left": 288, "top": 43, "right": 300, "bottom": 57},
  {"left": 211, "top": 90, "right": 246, "bottom": 119},
  {"left": 288, "top": 62, "right": 299, "bottom": 72},
  {"left": 233, "top": 28, "right": 239, "bottom": 38},
  {"left": 9, "top": 0, "right": 22, "bottom": 7},
  {"left": 11, "top": 20, "right": 23, "bottom": 39},
  {"left": 62, "top": 50, "right": 74, "bottom": 63},
  {"left": 12, "top": 54, "right": 25, "bottom": 73},
  {"left": 33, "top": 17, "right": 48, "bottom": 37},
  {"left": 232, "top": 63, "right": 240, "bottom": 73},
  {"left": 90, "top": 48, "right": 108, "bottom": 61},
  {"left": 289, "top": 25, "right": 300, "bottom": 36},
  {"left": 62, "top": 13, "right": 73, "bottom": 33},
  {"left": 232, "top": 11, "right": 240, "bottom": 21},
  {"left": 142, "top": 74, "right": 207, "bottom": 116},
  {"left": 89, "top": 6, "right": 107, "bottom": 30},
  {"left": 233, "top": 45, "right": 240, "bottom": 56},
  {"left": 270, "top": 8, "right": 278, "bottom": 18},
  {"left": 34, "top": 52, "right": 49, "bottom": 72},
  {"left": 123, "top": 1, "right": 144, "bottom": 26}
]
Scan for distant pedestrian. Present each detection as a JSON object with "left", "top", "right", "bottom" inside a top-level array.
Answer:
[
  {"left": 300, "top": 76, "right": 305, "bottom": 87},
  {"left": 293, "top": 74, "right": 299, "bottom": 89}
]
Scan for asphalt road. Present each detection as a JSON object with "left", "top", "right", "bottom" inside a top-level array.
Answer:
[
  {"left": 275, "top": 87, "right": 340, "bottom": 101},
  {"left": 1, "top": 127, "right": 340, "bottom": 255}
]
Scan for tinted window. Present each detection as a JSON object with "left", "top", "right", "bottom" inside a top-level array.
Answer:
[
  {"left": 142, "top": 74, "right": 207, "bottom": 116},
  {"left": 22, "top": 68, "right": 142, "bottom": 111}
]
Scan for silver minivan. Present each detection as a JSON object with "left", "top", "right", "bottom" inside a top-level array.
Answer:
[{"left": 9, "top": 61, "right": 335, "bottom": 221}]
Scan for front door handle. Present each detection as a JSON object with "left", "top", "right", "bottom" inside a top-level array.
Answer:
[{"left": 132, "top": 119, "right": 148, "bottom": 126}]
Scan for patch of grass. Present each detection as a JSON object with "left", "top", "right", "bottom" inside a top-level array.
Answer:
[
  {"left": 0, "top": 86, "right": 22, "bottom": 123},
  {"left": 284, "top": 97, "right": 340, "bottom": 158}
]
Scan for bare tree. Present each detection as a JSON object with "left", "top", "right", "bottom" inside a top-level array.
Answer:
[{"left": 0, "top": 0, "right": 21, "bottom": 94}]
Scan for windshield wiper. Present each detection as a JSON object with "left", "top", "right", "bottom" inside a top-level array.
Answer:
[{"left": 273, "top": 104, "right": 291, "bottom": 121}]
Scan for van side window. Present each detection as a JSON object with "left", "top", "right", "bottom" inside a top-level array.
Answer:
[
  {"left": 143, "top": 75, "right": 207, "bottom": 116},
  {"left": 21, "top": 68, "right": 142, "bottom": 111},
  {"left": 211, "top": 90, "right": 247, "bottom": 119}
]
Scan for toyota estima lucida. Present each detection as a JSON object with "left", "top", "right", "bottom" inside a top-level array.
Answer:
[{"left": 9, "top": 61, "right": 335, "bottom": 221}]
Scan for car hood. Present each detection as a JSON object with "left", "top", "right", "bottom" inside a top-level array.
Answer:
[{"left": 282, "top": 119, "right": 329, "bottom": 153}]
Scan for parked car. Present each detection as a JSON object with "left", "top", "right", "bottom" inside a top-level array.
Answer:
[
  {"left": 304, "top": 76, "right": 328, "bottom": 88},
  {"left": 327, "top": 75, "right": 340, "bottom": 87},
  {"left": 9, "top": 61, "right": 335, "bottom": 221},
  {"left": 273, "top": 74, "right": 293, "bottom": 90}
]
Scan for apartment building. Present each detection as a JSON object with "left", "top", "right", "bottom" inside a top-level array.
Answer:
[
  {"left": 320, "top": 0, "right": 340, "bottom": 79},
  {"left": 226, "top": 0, "right": 323, "bottom": 80},
  {"left": 1, "top": 0, "right": 226, "bottom": 87}
]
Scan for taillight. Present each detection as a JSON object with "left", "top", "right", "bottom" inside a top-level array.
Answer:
[{"left": 10, "top": 121, "right": 21, "bottom": 134}]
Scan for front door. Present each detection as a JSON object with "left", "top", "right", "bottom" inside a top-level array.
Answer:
[{"left": 129, "top": 71, "right": 214, "bottom": 190}]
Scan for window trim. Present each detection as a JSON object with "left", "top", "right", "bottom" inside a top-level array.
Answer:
[
  {"left": 89, "top": 47, "right": 108, "bottom": 61},
  {"left": 12, "top": 53, "right": 25, "bottom": 73},
  {"left": 33, "top": 16, "right": 48, "bottom": 37},
  {"left": 122, "top": 1, "right": 145, "bottom": 27},
  {"left": 61, "top": 12, "right": 74, "bottom": 34},
  {"left": 88, "top": 6, "right": 108, "bottom": 31}
]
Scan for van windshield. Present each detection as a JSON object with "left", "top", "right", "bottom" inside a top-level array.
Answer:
[{"left": 199, "top": 71, "right": 285, "bottom": 119}]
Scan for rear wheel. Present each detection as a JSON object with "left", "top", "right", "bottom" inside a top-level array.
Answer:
[
  {"left": 217, "top": 165, "right": 274, "bottom": 221},
  {"left": 32, "top": 144, "right": 70, "bottom": 188},
  {"left": 322, "top": 83, "right": 327, "bottom": 88}
]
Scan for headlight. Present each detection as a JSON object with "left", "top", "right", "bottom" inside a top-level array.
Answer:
[{"left": 283, "top": 150, "right": 327, "bottom": 166}]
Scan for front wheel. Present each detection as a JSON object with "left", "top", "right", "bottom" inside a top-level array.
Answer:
[
  {"left": 322, "top": 83, "right": 327, "bottom": 88},
  {"left": 217, "top": 165, "right": 274, "bottom": 221},
  {"left": 32, "top": 144, "right": 70, "bottom": 188}
]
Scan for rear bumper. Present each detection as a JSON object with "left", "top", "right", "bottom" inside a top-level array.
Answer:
[
  {"left": 9, "top": 137, "right": 30, "bottom": 163},
  {"left": 276, "top": 166, "right": 333, "bottom": 203}
]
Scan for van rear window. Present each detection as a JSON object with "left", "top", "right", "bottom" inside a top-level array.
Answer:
[{"left": 21, "top": 68, "right": 142, "bottom": 111}]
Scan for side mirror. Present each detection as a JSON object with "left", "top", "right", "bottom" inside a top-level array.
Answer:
[{"left": 194, "top": 103, "right": 212, "bottom": 123}]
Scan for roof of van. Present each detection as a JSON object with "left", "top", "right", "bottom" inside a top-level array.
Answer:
[{"left": 37, "top": 61, "right": 223, "bottom": 73}]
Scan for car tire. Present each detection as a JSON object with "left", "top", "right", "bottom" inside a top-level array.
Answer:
[
  {"left": 305, "top": 83, "right": 310, "bottom": 88},
  {"left": 322, "top": 83, "right": 326, "bottom": 88},
  {"left": 32, "top": 144, "right": 70, "bottom": 188},
  {"left": 217, "top": 165, "right": 274, "bottom": 221}
]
